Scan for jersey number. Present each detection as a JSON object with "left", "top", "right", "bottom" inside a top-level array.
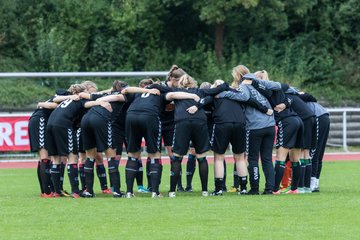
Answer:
[
  {"left": 60, "top": 99, "right": 73, "bottom": 108},
  {"left": 141, "top": 93, "right": 150, "bottom": 98}
]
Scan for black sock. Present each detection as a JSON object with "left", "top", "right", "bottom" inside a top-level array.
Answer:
[
  {"left": 37, "top": 161, "right": 43, "bottom": 194},
  {"left": 84, "top": 158, "right": 95, "bottom": 194},
  {"left": 291, "top": 162, "right": 301, "bottom": 191},
  {"left": 298, "top": 159, "right": 306, "bottom": 188},
  {"left": 59, "top": 162, "right": 66, "bottom": 191},
  {"left": 197, "top": 157, "right": 208, "bottom": 192},
  {"left": 146, "top": 157, "right": 152, "bottom": 190},
  {"left": 50, "top": 164, "right": 61, "bottom": 194},
  {"left": 239, "top": 176, "right": 248, "bottom": 191},
  {"left": 96, "top": 164, "right": 108, "bottom": 190},
  {"left": 215, "top": 178, "right": 223, "bottom": 192},
  {"left": 274, "top": 160, "right": 285, "bottom": 191},
  {"left": 170, "top": 156, "right": 182, "bottom": 192},
  {"left": 40, "top": 159, "right": 52, "bottom": 194},
  {"left": 67, "top": 163, "right": 79, "bottom": 194},
  {"left": 177, "top": 165, "right": 183, "bottom": 189},
  {"left": 233, "top": 163, "right": 239, "bottom": 188},
  {"left": 125, "top": 157, "right": 139, "bottom": 193},
  {"left": 304, "top": 159, "right": 312, "bottom": 188},
  {"left": 150, "top": 159, "right": 162, "bottom": 194},
  {"left": 222, "top": 160, "right": 227, "bottom": 190},
  {"left": 108, "top": 158, "right": 121, "bottom": 193},
  {"left": 136, "top": 159, "right": 144, "bottom": 187},
  {"left": 186, "top": 154, "right": 196, "bottom": 188},
  {"left": 79, "top": 163, "right": 86, "bottom": 191}
]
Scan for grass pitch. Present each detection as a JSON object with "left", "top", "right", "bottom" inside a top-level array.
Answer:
[{"left": 0, "top": 161, "right": 359, "bottom": 239}]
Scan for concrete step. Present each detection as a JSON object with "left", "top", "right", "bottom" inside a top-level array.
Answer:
[
  {"left": 327, "top": 138, "right": 360, "bottom": 146},
  {"left": 330, "top": 122, "right": 360, "bottom": 130}
]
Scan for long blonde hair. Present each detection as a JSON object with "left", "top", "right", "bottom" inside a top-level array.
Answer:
[
  {"left": 167, "top": 65, "right": 187, "bottom": 82},
  {"left": 68, "top": 84, "right": 86, "bottom": 94},
  {"left": 178, "top": 74, "right": 197, "bottom": 88},
  {"left": 254, "top": 70, "right": 269, "bottom": 80},
  {"left": 81, "top": 80, "right": 98, "bottom": 92},
  {"left": 231, "top": 65, "right": 250, "bottom": 88}
]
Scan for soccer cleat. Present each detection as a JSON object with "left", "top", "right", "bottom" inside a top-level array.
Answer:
[
  {"left": 137, "top": 186, "right": 150, "bottom": 193},
  {"left": 272, "top": 190, "right": 281, "bottom": 195},
  {"left": 151, "top": 192, "right": 164, "bottom": 198},
  {"left": 126, "top": 192, "right": 135, "bottom": 198},
  {"left": 303, "top": 187, "right": 312, "bottom": 194},
  {"left": 312, "top": 188, "right": 320, "bottom": 193},
  {"left": 168, "top": 192, "right": 176, "bottom": 198},
  {"left": 210, "top": 190, "right": 223, "bottom": 196},
  {"left": 185, "top": 187, "right": 193, "bottom": 192},
  {"left": 247, "top": 189, "right": 260, "bottom": 195},
  {"left": 113, "top": 192, "right": 126, "bottom": 198},
  {"left": 41, "top": 193, "right": 53, "bottom": 198},
  {"left": 201, "top": 191, "right": 209, "bottom": 197},
  {"left": 80, "top": 191, "right": 95, "bottom": 198},
  {"left": 102, "top": 188, "right": 112, "bottom": 194},
  {"left": 262, "top": 190, "right": 274, "bottom": 195},
  {"left": 298, "top": 187, "right": 305, "bottom": 194},
  {"left": 71, "top": 193, "right": 81, "bottom": 198},
  {"left": 285, "top": 189, "right": 299, "bottom": 194},
  {"left": 177, "top": 186, "right": 185, "bottom": 192},
  {"left": 53, "top": 192, "right": 64, "bottom": 198},
  {"left": 280, "top": 186, "right": 291, "bottom": 193},
  {"left": 239, "top": 189, "right": 248, "bottom": 195},
  {"left": 227, "top": 186, "right": 239, "bottom": 193},
  {"left": 61, "top": 190, "right": 71, "bottom": 197}
]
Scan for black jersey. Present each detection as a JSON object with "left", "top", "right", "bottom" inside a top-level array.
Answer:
[
  {"left": 172, "top": 84, "right": 228, "bottom": 123},
  {"left": 47, "top": 99, "right": 88, "bottom": 128},
  {"left": 127, "top": 93, "right": 166, "bottom": 116},
  {"left": 89, "top": 92, "right": 126, "bottom": 121},
  {"left": 158, "top": 82, "right": 175, "bottom": 126},
  {"left": 212, "top": 97, "right": 246, "bottom": 124},
  {"left": 286, "top": 93, "right": 315, "bottom": 120},
  {"left": 268, "top": 90, "right": 297, "bottom": 122},
  {"left": 30, "top": 96, "right": 56, "bottom": 120}
]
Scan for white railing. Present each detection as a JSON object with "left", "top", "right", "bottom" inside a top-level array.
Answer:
[
  {"left": 328, "top": 108, "right": 360, "bottom": 152},
  {"left": 0, "top": 71, "right": 168, "bottom": 78}
]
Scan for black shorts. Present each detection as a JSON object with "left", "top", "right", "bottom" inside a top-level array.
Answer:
[
  {"left": 81, "top": 112, "right": 114, "bottom": 152},
  {"left": 76, "top": 128, "right": 85, "bottom": 153},
  {"left": 113, "top": 125, "right": 126, "bottom": 155},
  {"left": 172, "top": 120, "right": 210, "bottom": 156},
  {"left": 302, "top": 116, "right": 317, "bottom": 150},
  {"left": 126, "top": 114, "right": 161, "bottom": 154},
  {"left": 28, "top": 116, "right": 47, "bottom": 152},
  {"left": 46, "top": 125, "right": 78, "bottom": 156},
  {"left": 161, "top": 122, "right": 174, "bottom": 147},
  {"left": 276, "top": 116, "right": 304, "bottom": 149},
  {"left": 210, "top": 122, "right": 246, "bottom": 154}
]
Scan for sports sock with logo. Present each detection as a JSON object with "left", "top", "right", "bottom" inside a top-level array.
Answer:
[
  {"left": 291, "top": 162, "right": 301, "bottom": 191},
  {"left": 67, "top": 163, "right": 79, "bottom": 194},
  {"left": 274, "top": 160, "right": 285, "bottom": 191},
  {"left": 197, "top": 157, "right": 208, "bottom": 192},
  {"left": 186, "top": 154, "right": 196, "bottom": 188},
  {"left": 84, "top": 158, "right": 95, "bottom": 194},
  {"left": 96, "top": 164, "right": 108, "bottom": 190},
  {"left": 125, "top": 157, "right": 139, "bottom": 193}
]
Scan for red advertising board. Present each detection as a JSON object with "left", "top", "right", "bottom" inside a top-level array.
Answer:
[{"left": 0, "top": 113, "right": 31, "bottom": 151}]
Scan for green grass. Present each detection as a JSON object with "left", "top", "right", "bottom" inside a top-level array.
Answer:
[{"left": 0, "top": 161, "right": 360, "bottom": 239}]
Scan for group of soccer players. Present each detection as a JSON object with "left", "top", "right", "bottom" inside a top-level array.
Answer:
[{"left": 29, "top": 64, "right": 329, "bottom": 198}]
